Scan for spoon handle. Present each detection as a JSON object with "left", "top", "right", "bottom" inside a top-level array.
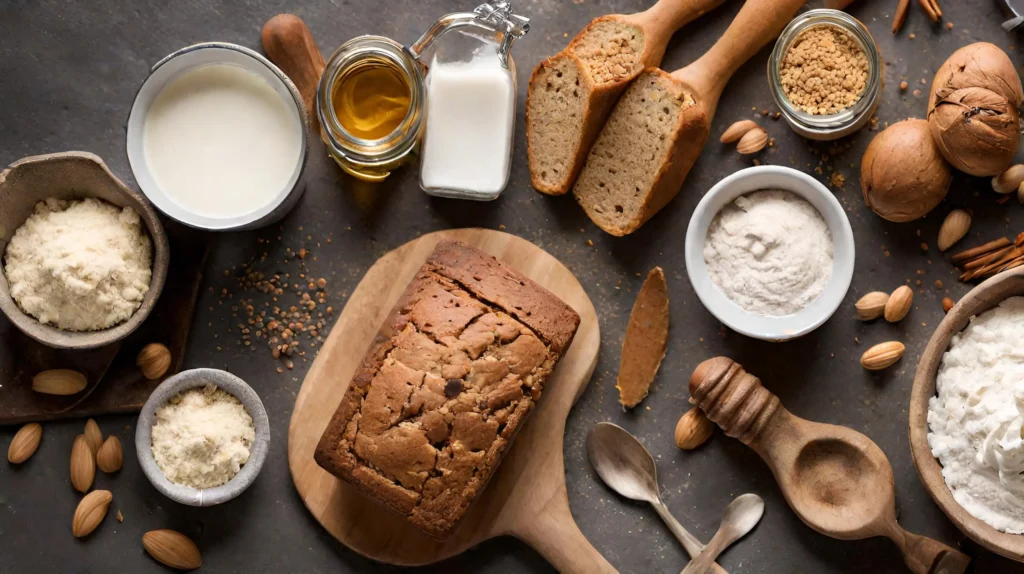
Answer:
[
  {"left": 678, "top": 527, "right": 730, "bottom": 574},
  {"left": 650, "top": 500, "right": 729, "bottom": 574}
]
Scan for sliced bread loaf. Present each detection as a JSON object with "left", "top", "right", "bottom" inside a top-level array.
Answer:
[
  {"left": 573, "top": 69, "right": 708, "bottom": 236},
  {"left": 527, "top": 17, "right": 648, "bottom": 196}
]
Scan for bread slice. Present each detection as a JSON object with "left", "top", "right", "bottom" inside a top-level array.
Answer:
[
  {"left": 527, "top": 17, "right": 647, "bottom": 196},
  {"left": 573, "top": 69, "right": 708, "bottom": 236}
]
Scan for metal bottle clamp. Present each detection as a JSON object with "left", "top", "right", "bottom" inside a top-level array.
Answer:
[{"left": 407, "top": 1, "right": 530, "bottom": 69}]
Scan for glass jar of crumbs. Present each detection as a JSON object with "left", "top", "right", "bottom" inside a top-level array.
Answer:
[
  {"left": 316, "top": 2, "right": 529, "bottom": 184},
  {"left": 768, "top": 9, "right": 882, "bottom": 141}
]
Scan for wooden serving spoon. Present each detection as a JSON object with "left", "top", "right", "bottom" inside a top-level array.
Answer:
[
  {"left": 527, "top": 0, "right": 727, "bottom": 195},
  {"left": 261, "top": 14, "right": 325, "bottom": 133},
  {"left": 573, "top": 0, "right": 807, "bottom": 236},
  {"left": 688, "top": 357, "right": 972, "bottom": 574}
]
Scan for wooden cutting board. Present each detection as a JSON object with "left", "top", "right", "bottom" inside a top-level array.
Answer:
[{"left": 288, "top": 228, "right": 612, "bottom": 572}]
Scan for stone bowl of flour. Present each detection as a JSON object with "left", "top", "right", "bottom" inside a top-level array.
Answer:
[
  {"left": 685, "top": 165, "right": 854, "bottom": 341},
  {"left": 136, "top": 368, "right": 271, "bottom": 507},
  {"left": 910, "top": 267, "right": 1024, "bottom": 562},
  {"left": 0, "top": 151, "right": 169, "bottom": 349}
]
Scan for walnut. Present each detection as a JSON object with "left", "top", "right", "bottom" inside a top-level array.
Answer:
[
  {"left": 861, "top": 119, "right": 952, "bottom": 222},
  {"left": 927, "top": 43, "right": 1024, "bottom": 176}
]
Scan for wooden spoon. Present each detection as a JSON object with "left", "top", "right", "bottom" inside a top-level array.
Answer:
[
  {"left": 527, "top": 0, "right": 727, "bottom": 195},
  {"left": 261, "top": 14, "right": 325, "bottom": 133},
  {"left": 689, "top": 357, "right": 972, "bottom": 574},
  {"left": 574, "top": 0, "right": 807, "bottom": 236}
]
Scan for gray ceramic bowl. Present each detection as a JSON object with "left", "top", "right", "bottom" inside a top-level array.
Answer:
[
  {"left": 0, "top": 151, "right": 170, "bottom": 350},
  {"left": 136, "top": 368, "right": 270, "bottom": 506}
]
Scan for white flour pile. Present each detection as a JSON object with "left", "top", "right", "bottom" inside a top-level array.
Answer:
[
  {"left": 703, "top": 190, "right": 833, "bottom": 316},
  {"left": 3, "top": 197, "right": 152, "bottom": 331},
  {"left": 152, "top": 384, "right": 255, "bottom": 489},
  {"left": 928, "top": 297, "right": 1024, "bottom": 534}
]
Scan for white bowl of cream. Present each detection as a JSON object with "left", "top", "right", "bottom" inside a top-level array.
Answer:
[
  {"left": 684, "top": 165, "right": 855, "bottom": 341},
  {"left": 127, "top": 42, "right": 309, "bottom": 231}
]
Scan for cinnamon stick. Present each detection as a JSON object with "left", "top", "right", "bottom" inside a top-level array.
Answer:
[
  {"left": 967, "top": 246, "right": 1024, "bottom": 280},
  {"left": 919, "top": 0, "right": 941, "bottom": 21},
  {"left": 893, "top": 0, "right": 910, "bottom": 33},
  {"left": 951, "top": 237, "right": 1011, "bottom": 264},
  {"left": 963, "top": 246, "right": 1014, "bottom": 271},
  {"left": 997, "top": 257, "right": 1024, "bottom": 275}
]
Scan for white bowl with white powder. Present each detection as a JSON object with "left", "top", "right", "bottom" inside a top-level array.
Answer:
[
  {"left": 685, "top": 166, "right": 854, "bottom": 341},
  {"left": 136, "top": 368, "right": 270, "bottom": 507}
]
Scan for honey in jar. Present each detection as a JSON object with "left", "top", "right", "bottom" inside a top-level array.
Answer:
[{"left": 331, "top": 60, "right": 411, "bottom": 140}]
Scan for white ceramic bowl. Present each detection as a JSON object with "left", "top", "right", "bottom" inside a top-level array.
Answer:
[
  {"left": 684, "top": 166, "right": 855, "bottom": 341},
  {"left": 126, "top": 42, "right": 309, "bottom": 231},
  {"left": 136, "top": 368, "right": 270, "bottom": 507}
]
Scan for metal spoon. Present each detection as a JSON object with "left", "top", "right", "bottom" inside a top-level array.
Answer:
[
  {"left": 679, "top": 493, "right": 765, "bottom": 574},
  {"left": 586, "top": 422, "right": 729, "bottom": 574}
]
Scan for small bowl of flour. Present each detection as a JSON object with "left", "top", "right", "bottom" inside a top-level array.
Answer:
[
  {"left": 136, "top": 368, "right": 270, "bottom": 506},
  {"left": 685, "top": 165, "right": 855, "bottom": 341},
  {"left": 0, "top": 152, "right": 169, "bottom": 349}
]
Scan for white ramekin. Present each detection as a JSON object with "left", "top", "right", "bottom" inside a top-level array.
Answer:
[
  {"left": 126, "top": 42, "right": 309, "bottom": 231},
  {"left": 684, "top": 166, "right": 855, "bottom": 341}
]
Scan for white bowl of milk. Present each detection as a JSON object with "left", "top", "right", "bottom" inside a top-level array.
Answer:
[{"left": 127, "top": 42, "right": 309, "bottom": 231}]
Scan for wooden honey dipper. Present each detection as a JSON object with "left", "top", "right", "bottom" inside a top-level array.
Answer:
[{"left": 689, "top": 357, "right": 972, "bottom": 574}]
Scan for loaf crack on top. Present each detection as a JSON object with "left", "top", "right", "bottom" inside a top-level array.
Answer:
[{"left": 314, "top": 240, "right": 580, "bottom": 539}]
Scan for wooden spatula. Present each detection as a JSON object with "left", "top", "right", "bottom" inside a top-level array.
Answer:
[
  {"left": 689, "top": 357, "right": 972, "bottom": 574},
  {"left": 262, "top": 14, "right": 325, "bottom": 134},
  {"left": 573, "top": 0, "right": 807, "bottom": 236},
  {"left": 527, "top": 0, "right": 727, "bottom": 196}
]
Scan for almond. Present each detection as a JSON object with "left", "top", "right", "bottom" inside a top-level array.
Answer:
[
  {"left": 137, "top": 343, "right": 172, "bottom": 380},
  {"left": 72, "top": 489, "right": 112, "bottom": 538},
  {"left": 96, "top": 436, "right": 123, "bottom": 473},
  {"left": 720, "top": 120, "right": 759, "bottom": 143},
  {"left": 674, "top": 408, "right": 714, "bottom": 450},
  {"left": 861, "top": 341, "right": 906, "bottom": 371},
  {"left": 855, "top": 292, "right": 889, "bottom": 321},
  {"left": 32, "top": 369, "right": 87, "bottom": 395},
  {"left": 884, "top": 286, "right": 913, "bottom": 323},
  {"left": 937, "top": 209, "right": 971, "bottom": 252},
  {"left": 84, "top": 419, "right": 102, "bottom": 455},
  {"left": 70, "top": 434, "right": 95, "bottom": 493},
  {"left": 736, "top": 127, "right": 768, "bottom": 154},
  {"left": 143, "top": 529, "right": 203, "bottom": 570},
  {"left": 942, "top": 297, "right": 955, "bottom": 313},
  {"left": 8, "top": 423, "right": 42, "bottom": 464},
  {"left": 992, "top": 164, "right": 1024, "bottom": 194}
]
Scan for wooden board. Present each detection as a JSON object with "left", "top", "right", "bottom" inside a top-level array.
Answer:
[
  {"left": 0, "top": 220, "right": 208, "bottom": 424},
  {"left": 288, "top": 229, "right": 613, "bottom": 572}
]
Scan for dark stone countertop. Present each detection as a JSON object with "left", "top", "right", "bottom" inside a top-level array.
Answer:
[{"left": 2, "top": 0, "right": 1024, "bottom": 572}]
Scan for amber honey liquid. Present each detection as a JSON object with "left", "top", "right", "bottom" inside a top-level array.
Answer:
[{"left": 330, "top": 58, "right": 411, "bottom": 141}]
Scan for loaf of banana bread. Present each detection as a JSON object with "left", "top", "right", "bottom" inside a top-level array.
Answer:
[{"left": 314, "top": 240, "right": 580, "bottom": 539}]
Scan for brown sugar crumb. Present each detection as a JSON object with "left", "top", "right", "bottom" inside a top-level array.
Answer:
[
  {"left": 935, "top": 280, "right": 944, "bottom": 289},
  {"left": 829, "top": 172, "right": 846, "bottom": 189},
  {"left": 779, "top": 25, "right": 870, "bottom": 115},
  {"left": 899, "top": 80, "right": 908, "bottom": 90}
]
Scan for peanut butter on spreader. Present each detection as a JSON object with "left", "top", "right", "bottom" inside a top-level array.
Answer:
[{"left": 616, "top": 267, "right": 669, "bottom": 408}]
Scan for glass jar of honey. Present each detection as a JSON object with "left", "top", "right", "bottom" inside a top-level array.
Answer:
[
  {"left": 317, "top": 37, "right": 424, "bottom": 182},
  {"left": 317, "top": 2, "right": 528, "bottom": 184}
]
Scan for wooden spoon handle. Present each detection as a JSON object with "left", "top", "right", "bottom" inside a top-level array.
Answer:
[
  {"left": 887, "top": 525, "right": 971, "bottom": 574},
  {"left": 261, "top": 14, "right": 326, "bottom": 133},
  {"left": 629, "top": 0, "right": 729, "bottom": 49},
  {"left": 673, "top": 0, "right": 806, "bottom": 109},
  {"left": 516, "top": 497, "right": 617, "bottom": 574},
  {"left": 689, "top": 357, "right": 782, "bottom": 445}
]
